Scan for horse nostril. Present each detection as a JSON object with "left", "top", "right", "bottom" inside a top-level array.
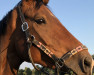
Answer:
[
  {"left": 82, "top": 57, "right": 92, "bottom": 73},
  {"left": 84, "top": 58, "right": 91, "bottom": 67}
]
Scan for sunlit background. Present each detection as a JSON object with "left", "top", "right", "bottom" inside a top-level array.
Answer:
[{"left": 0, "top": 0, "right": 94, "bottom": 69}]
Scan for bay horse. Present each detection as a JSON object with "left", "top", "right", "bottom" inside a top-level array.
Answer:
[{"left": 0, "top": 0, "right": 93, "bottom": 75}]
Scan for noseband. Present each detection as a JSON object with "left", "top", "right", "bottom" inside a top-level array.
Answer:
[{"left": 18, "top": 5, "right": 88, "bottom": 75}]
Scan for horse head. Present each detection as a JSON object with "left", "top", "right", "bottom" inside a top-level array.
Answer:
[{"left": 6, "top": 0, "right": 93, "bottom": 75}]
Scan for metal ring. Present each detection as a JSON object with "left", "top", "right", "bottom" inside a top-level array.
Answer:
[{"left": 21, "top": 22, "right": 29, "bottom": 32}]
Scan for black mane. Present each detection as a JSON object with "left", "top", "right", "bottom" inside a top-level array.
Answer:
[{"left": 0, "top": 10, "right": 12, "bottom": 36}]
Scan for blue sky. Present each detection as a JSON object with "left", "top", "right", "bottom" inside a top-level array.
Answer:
[
  {"left": 0, "top": 0, "right": 94, "bottom": 69},
  {"left": 49, "top": 0, "right": 94, "bottom": 54}
]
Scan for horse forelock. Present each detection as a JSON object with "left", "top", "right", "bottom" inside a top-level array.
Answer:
[
  {"left": 36, "top": 0, "right": 49, "bottom": 5},
  {"left": 42, "top": 0, "right": 49, "bottom": 5}
]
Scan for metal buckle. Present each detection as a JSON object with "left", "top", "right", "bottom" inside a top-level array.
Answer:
[
  {"left": 21, "top": 22, "right": 29, "bottom": 32},
  {"left": 27, "top": 35, "right": 35, "bottom": 44},
  {"left": 55, "top": 59, "right": 64, "bottom": 69},
  {"left": 31, "top": 35, "right": 35, "bottom": 40}
]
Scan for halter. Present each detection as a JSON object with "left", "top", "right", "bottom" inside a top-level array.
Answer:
[{"left": 18, "top": 5, "right": 88, "bottom": 75}]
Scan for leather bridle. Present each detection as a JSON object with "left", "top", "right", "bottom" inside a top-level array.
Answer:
[{"left": 18, "top": 4, "right": 88, "bottom": 75}]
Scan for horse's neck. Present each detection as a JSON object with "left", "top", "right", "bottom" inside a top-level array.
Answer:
[
  {"left": 0, "top": 36, "right": 9, "bottom": 54},
  {"left": 0, "top": 9, "right": 18, "bottom": 75},
  {"left": 0, "top": 49, "right": 17, "bottom": 75},
  {"left": 0, "top": 35, "right": 18, "bottom": 75}
]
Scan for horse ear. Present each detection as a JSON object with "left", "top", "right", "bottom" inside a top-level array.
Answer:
[
  {"left": 23, "top": 0, "right": 33, "bottom": 1},
  {"left": 21, "top": 0, "right": 49, "bottom": 5},
  {"left": 36, "top": 0, "right": 49, "bottom": 5},
  {"left": 42, "top": 0, "right": 49, "bottom": 5},
  {"left": 21, "top": 0, "right": 33, "bottom": 2}
]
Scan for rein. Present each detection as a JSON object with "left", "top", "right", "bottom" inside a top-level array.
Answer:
[{"left": 18, "top": 4, "right": 88, "bottom": 75}]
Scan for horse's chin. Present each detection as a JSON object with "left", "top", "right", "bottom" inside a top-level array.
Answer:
[
  {"left": 66, "top": 68, "right": 77, "bottom": 75},
  {"left": 60, "top": 70, "right": 77, "bottom": 75},
  {"left": 60, "top": 66, "right": 77, "bottom": 75},
  {"left": 47, "top": 63, "right": 77, "bottom": 75},
  {"left": 49, "top": 64, "right": 77, "bottom": 75}
]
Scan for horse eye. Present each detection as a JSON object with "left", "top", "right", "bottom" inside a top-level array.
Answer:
[{"left": 35, "top": 18, "right": 46, "bottom": 24}]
